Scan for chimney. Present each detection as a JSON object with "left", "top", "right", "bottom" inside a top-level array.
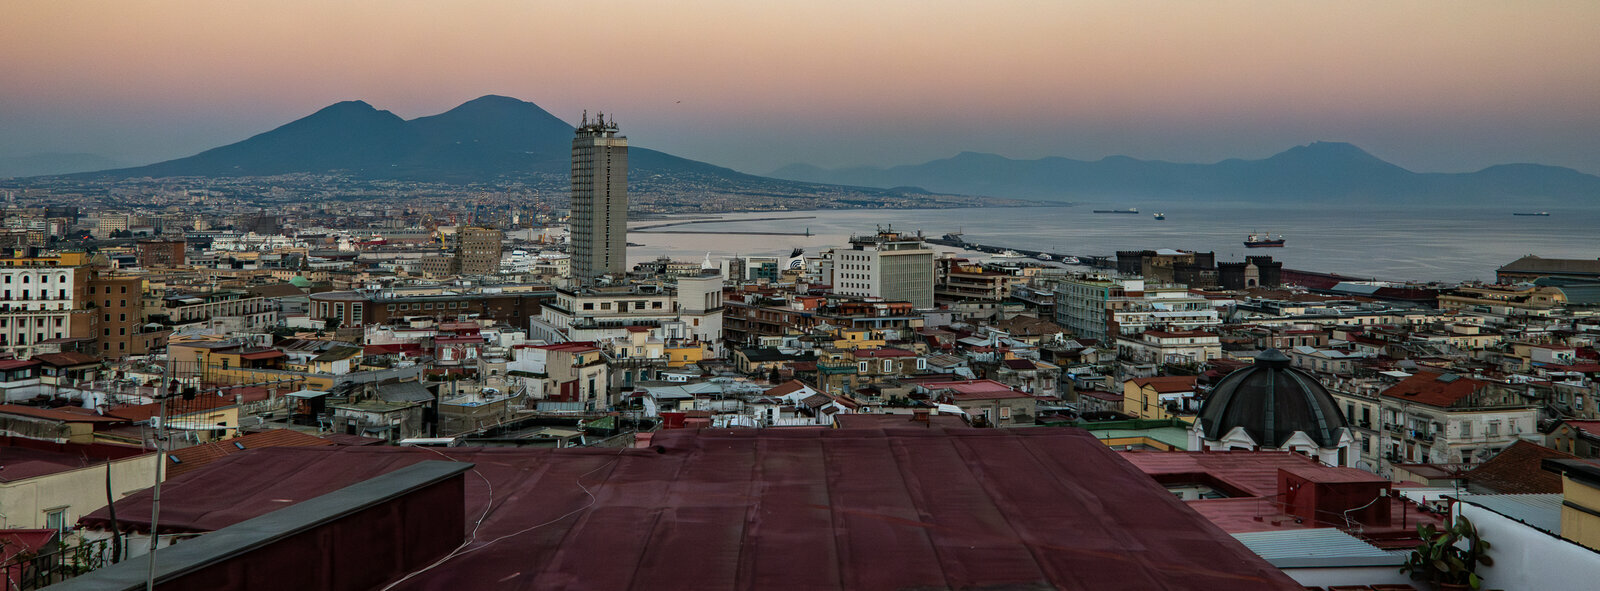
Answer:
[{"left": 912, "top": 408, "right": 930, "bottom": 424}]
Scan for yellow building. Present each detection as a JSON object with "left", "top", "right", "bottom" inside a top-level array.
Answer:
[
  {"left": 663, "top": 342, "right": 707, "bottom": 368},
  {"left": 1547, "top": 459, "right": 1600, "bottom": 551},
  {"left": 1121, "top": 376, "right": 1199, "bottom": 422},
  {"left": 0, "top": 445, "right": 156, "bottom": 531}
]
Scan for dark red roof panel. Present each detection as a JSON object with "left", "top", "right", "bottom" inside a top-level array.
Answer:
[{"left": 84, "top": 429, "right": 1299, "bottom": 590}]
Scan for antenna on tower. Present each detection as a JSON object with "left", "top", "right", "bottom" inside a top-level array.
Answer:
[{"left": 581, "top": 110, "right": 588, "bottom": 126}]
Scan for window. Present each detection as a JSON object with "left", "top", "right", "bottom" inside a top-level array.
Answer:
[
  {"left": 916, "top": 358, "right": 927, "bottom": 370},
  {"left": 999, "top": 406, "right": 1012, "bottom": 419},
  {"left": 44, "top": 508, "right": 68, "bottom": 534},
  {"left": 652, "top": 301, "right": 663, "bottom": 309},
  {"left": 1487, "top": 421, "right": 1500, "bottom": 437},
  {"left": 882, "top": 360, "right": 893, "bottom": 373},
  {"left": 858, "top": 361, "right": 868, "bottom": 372},
  {"left": 582, "top": 303, "right": 594, "bottom": 310},
  {"left": 1460, "top": 421, "right": 1472, "bottom": 438}
]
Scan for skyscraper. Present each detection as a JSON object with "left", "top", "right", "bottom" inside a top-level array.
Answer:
[{"left": 569, "top": 111, "right": 628, "bottom": 282}]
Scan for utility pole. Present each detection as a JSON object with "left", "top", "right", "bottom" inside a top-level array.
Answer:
[{"left": 145, "top": 356, "right": 173, "bottom": 590}]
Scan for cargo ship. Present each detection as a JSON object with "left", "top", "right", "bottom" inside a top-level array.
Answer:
[
  {"left": 1512, "top": 211, "right": 1550, "bottom": 216},
  {"left": 1092, "top": 208, "right": 1139, "bottom": 214},
  {"left": 1244, "top": 232, "right": 1285, "bottom": 248}
]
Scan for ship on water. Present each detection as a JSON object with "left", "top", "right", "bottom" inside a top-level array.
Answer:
[
  {"left": 1244, "top": 232, "right": 1285, "bottom": 248},
  {"left": 1153, "top": 212, "right": 1166, "bottom": 220},
  {"left": 1512, "top": 211, "right": 1551, "bottom": 216},
  {"left": 1092, "top": 208, "right": 1139, "bottom": 214}
]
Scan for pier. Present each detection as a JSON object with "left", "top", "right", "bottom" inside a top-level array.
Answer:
[{"left": 630, "top": 215, "right": 816, "bottom": 232}]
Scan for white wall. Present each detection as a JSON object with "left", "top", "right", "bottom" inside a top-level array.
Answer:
[{"left": 1455, "top": 500, "right": 1600, "bottom": 591}]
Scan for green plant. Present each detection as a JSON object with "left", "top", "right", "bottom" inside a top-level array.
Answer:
[{"left": 1401, "top": 515, "right": 1493, "bottom": 590}]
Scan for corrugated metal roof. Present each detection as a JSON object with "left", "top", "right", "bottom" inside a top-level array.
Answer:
[
  {"left": 1455, "top": 493, "right": 1563, "bottom": 534},
  {"left": 1231, "top": 528, "right": 1400, "bottom": 568}
]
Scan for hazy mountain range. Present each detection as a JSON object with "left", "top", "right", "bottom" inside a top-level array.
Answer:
[
  {"left": 771, "top": 142, "right": 1600, "bottom": 203},
  {"left": 36, "top": 94, "right": 1600, "bottom": 205}
]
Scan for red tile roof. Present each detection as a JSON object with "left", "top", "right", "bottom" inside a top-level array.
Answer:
[
  {"left": 1379, "top": 371, "right": 1486, "bottom": 408},
  {"left": 31, "top": 352, "right": 101, "bottom": 366},
  {"left": 83, "top": 429, "right": 1300, "bottom": 590},
  {"left": 1464, "top": 440, "right": 1575, "bottom": 494},
  {"left": 764, "top": 380, "right": 813, "bottom": 397},
  {"left": 106, "top": 395, "right": 238, "bottom": 422},
  {"left": 0, "top": 359, "right": 41, "bottom": 370}
]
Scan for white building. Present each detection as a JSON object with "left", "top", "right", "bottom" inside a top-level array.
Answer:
[{"left": 821, "top": 230, "right": 935, "bottom": 309}]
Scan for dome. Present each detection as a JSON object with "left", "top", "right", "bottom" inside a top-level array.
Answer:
[
  {"left": 1197, "top": 349, "right": 1346, "bottom": 448},
  {"left": 288, "top": 276, "right": 313, "bottom": 287}
]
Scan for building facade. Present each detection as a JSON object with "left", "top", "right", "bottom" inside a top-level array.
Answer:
[
  {"left": 569, "top": 112, "right": 628, "bottom": 282},
  {"left": 454, "top": 226, "right": 503, "bottom": 276},
  {"left": 821, "top": 230, "right": 935, "bottom": 308}
]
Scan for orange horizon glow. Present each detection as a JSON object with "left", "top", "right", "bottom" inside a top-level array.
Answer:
[{"left": 2, "top": 1, "right": 1598, "bottom": 174}]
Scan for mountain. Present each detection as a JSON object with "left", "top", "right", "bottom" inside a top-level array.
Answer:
[
  {"left": 79, "top": 96, "right": 886, "bottom": 194},
  {"left": 0, "top": 152, "right": 124, "bottom": 178},
  {"left": 770, "top": 141, "right": 1600, "bottom": 203}
]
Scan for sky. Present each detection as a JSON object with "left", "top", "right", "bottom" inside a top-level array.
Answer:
[{"left": 3, "top": 1, "right": 1599, "bottom": 175}]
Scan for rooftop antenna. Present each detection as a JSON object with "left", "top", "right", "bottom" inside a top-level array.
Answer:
[{"left": 581, "top": 110, "right": 588, "bottom": 126}]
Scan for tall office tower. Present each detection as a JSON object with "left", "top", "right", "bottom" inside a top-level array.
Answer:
[
  {"left": 455, "top": 225, "right": 503, "bottom": 275},
  {"left": 569, "top": 111, "right": 628, "bottom": 283}
]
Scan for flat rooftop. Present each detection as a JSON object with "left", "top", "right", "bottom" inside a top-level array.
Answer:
[{"left": 86, "top": 427, "right": 1299, "bottom": 590}]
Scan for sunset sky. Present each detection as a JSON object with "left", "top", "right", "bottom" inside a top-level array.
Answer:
[{"left": 3, "top": 1, "right": 1598, "bottom": 174}]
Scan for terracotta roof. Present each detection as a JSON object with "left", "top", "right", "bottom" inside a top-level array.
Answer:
[
  {"left": 166, "top": 429, "right": 335, "bottom": 477},
  {"left": 1379, "top": 371, "right": 1486, "bottom": 408},
  {"left": 1464, "top": 440, "right": 1576, "bottom": 494},
  {"left": 1129, "top": 376, "right": 1198, "bottom": 393},
  {"left": 31, "top": 352, "right": 100, "bottom": 367},
  {"left": 0, "top": 359, "right": 41, "bottom": 370},
  {"left": 1564, "top": 420, "right": 1600, "bottom": 439},
  {"left": 800, "top": 393, "right": 833, "bottom": 409},
  {"left": 106, "top": 395, "right": 238, "bottom": 422},
  {"left": 764, "top": 380, "right": 812, "bottom": 397}
]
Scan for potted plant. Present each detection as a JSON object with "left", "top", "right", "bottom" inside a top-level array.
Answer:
[{"left": 1400, "top": 515, "right": 1493, "bottom": 590}]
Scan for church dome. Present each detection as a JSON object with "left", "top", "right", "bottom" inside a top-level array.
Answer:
[{"left": 1197, "top": 349, "right": 1346, "bottom": 448}]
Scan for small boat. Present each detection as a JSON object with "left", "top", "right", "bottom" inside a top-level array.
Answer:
[
  {"left": 1092, "top": 208, "right": 1139, "bottom": 214},
  {"left": 1059, "top": 256, "right": 1081, "bottom": 265},
  {"left": 1153, "top": 213, "right": 1166, "bottom": 220},
  {"left": 1244, "top": 232, "right": 1285, "bottom": 248},
  {"left": 1035, "top": 253, "right": 1053, "bottom": 261},
  {"left": 992, "top": 250, "right": 1027, "bottom": 259},
  {"left": 1512, "top": 211, "right": 1550, "bottom": 216}
]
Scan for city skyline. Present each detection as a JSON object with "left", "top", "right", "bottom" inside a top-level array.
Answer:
[{"left": 3, "top": 1, "right": 1599, "bottom": 176}]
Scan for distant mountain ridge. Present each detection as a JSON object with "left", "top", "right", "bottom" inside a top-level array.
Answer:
[
  {"left": 770, "top": 141, "right": 1600, "bottom": 203},
  {"left": 88, "top": 95, "right": 758, "bottom": 183}
]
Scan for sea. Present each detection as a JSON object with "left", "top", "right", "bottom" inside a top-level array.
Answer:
[{"left": 624, "top": 203, "right": 1600, "bottom": 283}]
